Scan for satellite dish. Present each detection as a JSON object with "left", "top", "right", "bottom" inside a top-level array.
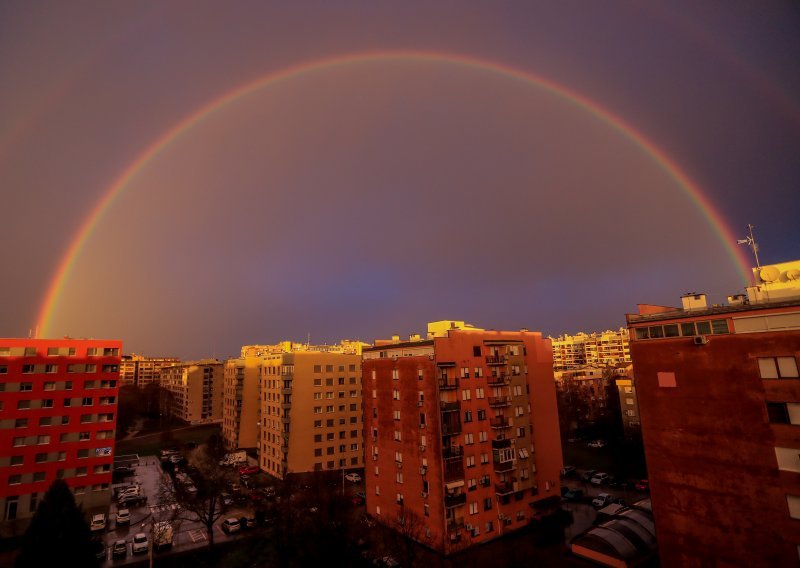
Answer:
[
  {"left": 786, "top": 269, "right": 800, "bottom": 281},
  {"left": 760, "top": 266, "right": 780, "bottom": 282}
]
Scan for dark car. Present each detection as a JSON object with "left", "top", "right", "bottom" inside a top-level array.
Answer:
[
  {"left": 112, "top": 539, "right": 128, "bottom": 559},
  {"left": 239, "top": 465, "right": 259, "bottom": 476},
  {"left": 119, "top": 494, "right": 147, "bottom": 508},
  {"left": 563, "top": 488, "right": 584, "bottom": 501},
  {"left": 239, "top": 516, "right": 257, "bottom": 529},
  {"left": 560, "top": 466, "right": 576, "bottom": 478},
  {"left": 580, "top": 469, "right": 597, "bottom": 483}
]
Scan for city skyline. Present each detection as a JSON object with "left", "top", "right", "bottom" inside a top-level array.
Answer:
[{"left": 1, "top": 2, "right": 798, "bottom": 359}]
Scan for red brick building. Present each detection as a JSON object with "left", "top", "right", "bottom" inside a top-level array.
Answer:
[
  {"left": 362, "top": 322, "right": 562, "bottom": 554},
  {"left": 0, "top": 338, "right": 121, "bottom": 535},
  {"left": 627, "top": 261, "right": 800, "bottom": 567}
]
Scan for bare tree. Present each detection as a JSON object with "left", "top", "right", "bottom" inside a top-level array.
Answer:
[
  {"left": 377, "top": 508, "right": 434, "bottom": 568},
  {"left": 159, "top": 435, "right": 233, "bottom": 551}
]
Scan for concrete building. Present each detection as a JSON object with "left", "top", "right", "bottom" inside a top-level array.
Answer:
[
  {"left": 626, "top": 259, "right": 800, "bottom": 567},
  {"left": 119, "top": 354, "right": 180, "bottom": 387},
  {"left": 160, "top": 360, "right": 223, "bottom": 424},
  {"left": 362, "top": 321, "right": 562, "bottom": 554},
  {"left": 614, "top": 366, "right": 640, "bottom": 439},
  {"left": 550, "top": 328, "right": 630, "bottom": 371},
  {"left": 222, "top": 356, "right": 261, "bottom": 452},
  {"left": 259, "top": 342, "right": 365, "bottom": 478},
  {"left": 0, "top": 338, "right": 121, "bottom": 535}
]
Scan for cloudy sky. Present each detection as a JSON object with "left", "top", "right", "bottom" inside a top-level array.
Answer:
[{"left": 1, "top": 1, "right": 798, "bottom": 358}]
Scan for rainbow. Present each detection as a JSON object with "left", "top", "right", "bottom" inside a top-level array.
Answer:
[{"left": 36, "top": 50, "right": 753, "bottom": 336}]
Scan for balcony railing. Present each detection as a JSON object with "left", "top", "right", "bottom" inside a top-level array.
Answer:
[
  {"left": 442, "top": 445, "right": 463, "bottom": 460},
  {"left": 438, "top": 378, "right": 458, "bottom": 390},
  {"left": 439, "top": 401, "right": 460, "bottom": 413},
  {"left": 495, "top": 482, "right": 515, "bottom": 495},
  {"left": 490, "top": 417, "right": 511, "bottom": 429},
  {"left": 491, "top": 438, "right": 511, "bottom": 449},
  {"left": 444, "top": 493, "right": 467, "bottom": 508},
  {"left": 441, "top": 422, "right": 462, "bottom": 436},
  {"left": 493, "top": 459, "right": 515, "bottom": 473},
  {"left": 486, "top": 375, "right": 510, "bottom": 386},
  {"left": 486, "top": 355, "right": 508, "bottom": 366},
  {"left": 488, "top": 396, "right": 511, "bottom": 407}
]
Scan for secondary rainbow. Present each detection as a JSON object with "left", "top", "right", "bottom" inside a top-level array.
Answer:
[{"left": 36, "top": 49, "right": 753, "bottom": 336}]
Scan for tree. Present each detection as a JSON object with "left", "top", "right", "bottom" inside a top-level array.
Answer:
[
  {"left": 160, "top": 435, "right": 233, "bottom": 551},
  {"left": 16, "top": 479, "right": 97, "bottom": 568}
]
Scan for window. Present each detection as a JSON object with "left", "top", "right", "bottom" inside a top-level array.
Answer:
[
  {"left": 9, "top": 475, "right": 21, "bottom": 485},
  {"left": 314, "top": 365, "right": 322, "bottom": 373},
  {"left": 464, "top": 433, "right": 474, "bottom": 445},
  {"left": 80, "top": 415, "right": 92, "bottom": 423},
  {"left": 20, "top": 382, "right": 32, "bottom": 392},
  {"left": 63, "top": 398, "right": 72, "bottom": 407},
  {"left": 474, "top": 367, "right": 483, "bottom": 378},
  {"left": 396, "top": 473, "right": 403, "bottom": 484},
  {"left": 462, "top": 390, "right": 471, "bottom": 401},
  {"left": 64, "top": 381, "right": 72, "bottom": 390},
  {"left": 35, "top": 453, "right": 47, "bottom": 463},
  {"left": 758, "top": 357, "right": 799, "bottom": 379},
  {"left": 480, "top": 452, "right": 489, "bottom": 464},
  {"left": 102, "top": 365, "right": 119, "bottom": 373},
  {"left": 767, "top": 402, "right": 800, "bottom": 425},
  {"left": 15, "top": 418, "right": 28, "bottom": 428},
  {"left": 479, "top": 431, "right": 488, "bottom": 443},
  {"left": 394, "top": 431, "right": 401, "bottom": 441},
  {"left": 393, "top": 410, "right": 401, "bottom": 421},
  {"left": 0, "top": 365, "right": 6, "bottom": 374},
  {"left": 314, "top": 420, "right": 322, "bottom": 428},
  {"left": 475, "top": 388, "right": 484, "bottom": 399},
  {"left": 468, "top": 478, "right": 477, "bottom": 491},
  {"left": 466, "top": 455, "right": 475, "bottom": 468},
  {"left": 461, "top": 367, "right": 470, "bottom": 378},
  {"left": 484, "top": 497, "right": 493, "bottom": 511},
  {"left": 477, "top": 409, "right": 486, "bottom": 421},
  {"left": 76, "top": 467, "right": 87, "bottom": 477},
  {"left": 77, "top": 449, "right": 89, "bottom": 459},
  {"left": 79, "top": 432, "right": 90, "bottom": 441},
  {"left": 392, "top": 389, "right": 399, "bottom": 400},
  {"left": 42, "top": 399, "right": 53, "bottom": 408},
  {"left": 473, "top": 346, "right": 481, "bottom": 357},
  {"left": 22, "top": 364, "right": 35, "bottom": 374},
  {"left": 469, "top": 502, "right": 478, "bottom": 514},
  {"left": 10, "top": 456, "right": 23, "bottom": 466},
  {"left": 39, "top": 417, "right": 52, "bottom": 427},
  {"left": 775, "top": 447, "right": 800, "bottom": 473},
  {"left": 516, "top": 427, "right": 525, "bottom": 438},
  {"left": 61, "top": 416, "right": 70, "bottom": 425},
  {"left": 314, "top": 434, "right": 322, "bottom": 443},
  {"left": 314, "top": 449, "right": 322, "bottom": 457},
  {"left": 350, "top": 403, "right": 357, "bottom": 411},
  {"left": 314, "top": 406, "right": 322, "bottom": 414},
  {"left": 82, "top": 397, "right": 93, "bottom": 406},
  {"left": 787, "top": 495, "right": 800, "bottom": 519},
  {"left": 37, "top": 435, "right": 50, "bottom": 445},
  {"left": 17, "top": 400, "right": 30, "bottom": 410},
  {"left": 464, "top": 411, "right": 473, "bottom": 423}
]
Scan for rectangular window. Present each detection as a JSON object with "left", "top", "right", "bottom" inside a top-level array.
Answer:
[
  {"left": 9, "top": 475, "right": 21, "bottom": 485},
  {"left": 15, "top": 418, "right": 28, "bottom": 428},
  {"left": 35, "top": 453, "right": 47, "bottom": 463},
  {"left": 767, "top": 402, "right": 800, "bottom": 425},
  {"left": 22, "top": 364, "right": 35, "bottom": 374},
  {"left": 10, "top": 456, "right": 23, "bottom": 466},
  {"left": 17, "top": 400, "right": 30, "bottom": 410},
  {"left": 39, "top": 417, "right": 52, "bottom": 427},
  {"left": 759, "top": 357, "right": 799, "bottom": 379},
  {"left": 37, "top": 435, "right": 50, "bottom": 445},
  {"left": 20, "top": 383, "right": 32, "bottom": 391},
  {"left": 76, "top": 467, "right": 87, "bottom": 477},
  {"left": 469, "top": 502, "right": 478, "bottom": 514},
  {"left": 42, "top": 399, "right": 54, "bottom": 408},
  {"left": 462, "top": 390, "right": 471, "bottom": 401}
]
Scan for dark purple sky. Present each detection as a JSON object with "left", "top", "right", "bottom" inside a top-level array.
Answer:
[{"left": 1, "top": 2, "right": 798, "bottom": 359}]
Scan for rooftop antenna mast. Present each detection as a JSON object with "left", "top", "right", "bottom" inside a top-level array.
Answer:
[{"left": 737, "top": 223, "right": 761, "bottom": 270}]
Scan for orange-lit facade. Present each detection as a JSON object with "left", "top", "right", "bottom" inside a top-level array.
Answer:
[
  {"left": 627, "top": 265, "right": 800, "bottom": 567},
  {"left": 0, "top": 338, "right": 121, "bottom": 535},
  {"left": 362, "top": 324, "right": 562, "bottom": 554},
  {"left": 119, "top": 354, "right": 180, "bottom": 387}
]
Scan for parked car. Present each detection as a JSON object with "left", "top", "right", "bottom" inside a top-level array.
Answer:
[
  {"left": 221, "top": 517, "right": 241, "bottom": 534},
  {"left": 352, "top": 491, "right": 366, "bottom": 505},
  {"left": 588, "top": 440, "right": 607, "bottom": 448},
  {"left": 560, "top": 466, "right": 576, "bottom": 478},
  {"left": 119, "top": 494, "right": 147, "bottom": 508},
  {"left": 635, "top": 479, "right": 650, "bottom": 492},
  {"left": 239, "top": 516, "right": 257, "bottom": 529},
  {"left": 115, "top": 508, "right": 130, "bottom": 526},
  {"left": 580, "top": 469, "right": 597, "bottom": 483},
  {"left": 117, "top": 486, "right": 141, "bottom": 501},
  {"left": 239, "top": 465, "right": 259, "bottom": 476},
  {"left": 112, "top": 539, "right": 128, "bottom": 559},
  {"left": 591, "top": 472, "right": 609, "bottom": 485},
  {"left": 90, "top": 513, "right": 107, "bottom": 532},
  {"left": 592, "top": 493, "right": 614, "bottom": 508},
  {"left": 345, "top": 473, "right": 362, "bottom": 483},
  {"left": 132, "top": 532, "right": 149, "bottom": 554},
  {"left": 562, "top": 488, "right": 584, "bottom": 501}
]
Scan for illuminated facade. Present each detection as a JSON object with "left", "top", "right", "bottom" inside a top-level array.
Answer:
[
  {"left": 362, "top": 321, "right": 562, "bottom": 554},
  {"left": 259, "top": 346, "right": 363, "bottom": 478},
  {"left": 0, "top": 339, "right": 121, "bottom": 535},
  {"left": 222, "top": 356, "right": 261, "bottom": 451},
  {"left": 626, "top": 259, "right": 800, "bottom": 566},
  {"left": 119, "top": 354, "right": 180, "bottom": 387},
  {"left": 160, "top": 360, "right": 223, "bottom": 424},
  {"left": 550, "top": 328, "right": 630, "bottom": 371}
]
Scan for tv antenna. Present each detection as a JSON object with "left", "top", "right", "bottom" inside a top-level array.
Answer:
[{"left": 737, "top": 224, "right": 761, "bottom": 269}]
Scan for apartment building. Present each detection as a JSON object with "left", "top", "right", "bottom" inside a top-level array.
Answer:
[
  {"left": 119, "top": 354, "right": 180, "bottom": 387},
  {"left": 550, "top": 328, "right": 630, "bottom": 371},
  {"left": 222, "top": 356, "right": 261, "bottom": 451},
  {"left": 362, "top": 321, "right": 562, "bottom": 554},
  {"left": 614, "top": 366, "right": 640, "bottom": 439},
  {"left": 626, "top": 259, "right": 800, "bottom": 566},
  {"left": 259, "top": 345, "right": 364, "bottom": 478},
  {"left": 0, "top": 338, "right": 121, "bottom": 535},
  {"left": 160, "top": 360, "right": 223, "bottom": 424}
]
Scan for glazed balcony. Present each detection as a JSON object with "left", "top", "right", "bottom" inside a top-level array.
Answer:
[
  {"left": 495, "top": 481, "right": 516, "bottom": 495},
  {"left": 444, "top": 493, "right": 467, "bottom": 508},
  {"left": 493, "top": 459, "right": 515, "bottom": 473},
  {"left": 486, "top": 355, "right": 508, "bottom": 366},
  {"left": 442, "top": 445, "right": 463, "bottom": 460},
  {"left": 491, "top": 438, "right": 511, "bottom": 449},
  {"left": 441, "top": 421, "right": 462, "bottom": 436},
  {"left": 440, "top": 401, "right": 460, "bottom": 413}
]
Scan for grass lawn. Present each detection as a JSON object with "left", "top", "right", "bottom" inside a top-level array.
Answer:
[{"left": 116, "top": 424, "right": 221, "bottom": 458}]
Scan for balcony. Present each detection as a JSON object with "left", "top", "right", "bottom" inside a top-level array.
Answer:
[
  {"left": 281, "top": 416, "right": 291, "bottom": 424},
  {"left": 486, "top": 355, "right": 507, "bottom": 366},
  {"left": 441, "top": 422, "right": 462, "bottom": 436},
  {"left": 439, "top": 401, "right": 460, "bottom": 413},
  {"left": 443, "top": 463, "right": 465, "bottom": 483},
  {"left": 442, "top": 445, "right": 463, "bottom": 460},
  {"left": 490, "top": 416, "right": 511, "bottom": 429},
  {"left": 493, "top": 459, "right": 515, "bottom": 473},
  {"left": 491, "top": 438, "right": 511, "bottom": 449},
  {"left": 438, "top": 378, "right": 458, "bottom": 390},
  {"left": 486, "top": 375, "right": 510, "bottom": 386},
  {"left": 444, "top": 493, "right": 467, "bottom": 508},
  {"left": 495, "top": 481, "right": 516, "bottom": 495},
  {"left": 281, "top": 402, "right": 292, "bottom": 410},
  {"left": 280, "top": 387, "right": 292, "bottom": 395},
  {"left": 488, "top": 396, "right": 511, "bottom": 407}
]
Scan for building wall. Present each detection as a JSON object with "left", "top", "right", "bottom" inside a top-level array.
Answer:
[
  {"left": 0, "top": 338, "right": 121, "bottom": 535},
  {"left": 161, "top": 360, "right": 223, "bottom": 424},
  {"left": 629, "top": 304, "right": 800, "bottom": 567},
  {"left": 363, "top": 328, "right": 562, "bottom": 554},
  {"left": 222, "top": 357, "right": 260, "bottom": 451},
  {"left": 260, "top": 351, "right": 363, "bottom": 478},
  {"left": 551, "top": 328, "right": 630, "bottom": 371},
  {"left": 119, "top": 355, "right": 179, "bottom": 387}
]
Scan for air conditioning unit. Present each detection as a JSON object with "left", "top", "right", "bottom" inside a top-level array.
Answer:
[
  {"left": 417, "top": 401, "right": 424, "bottom": 407},
  {"left": 396, "top": 462, "right": 403, "bottom": 469},
  {"left": 693, "top": 335, "right": 709, "bottom": 345},
  {"left": 420, "top": 491, "right": 428, "bottom": 498},
  {"left": 371, "top": 455, "right": 377, "bottom": 461},
  {"left": 419, "top": 445, "right": 426, "bottom": 452},
  {"left": 419, "top": 466, "right": 427, "bottom": 475}
]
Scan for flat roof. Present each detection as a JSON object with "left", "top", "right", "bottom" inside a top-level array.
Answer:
[{"left": 627, "top": 297, "right": 800, "bottom": 325}]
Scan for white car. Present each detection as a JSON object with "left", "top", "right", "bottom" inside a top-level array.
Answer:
[
  {"left": 590, "top": 472, "right": 609, "bottom": 485},
  {"left": 344, "top": 473, "right": 362, "bottom": 483},
  {"left": 90, "top": 513, "right": 107, "bottom": 532},
  {"left": 132, "top": 532, "right": 149, "bottom": 554},
  {"left": 592, "top": 493, "right": 614, "bottom": 508},
  {"left": 587, "top": 440, "right": 607, "bottom": 448},
  {"left": 115, "top": 508, "right": 130, "bottom": 526}
]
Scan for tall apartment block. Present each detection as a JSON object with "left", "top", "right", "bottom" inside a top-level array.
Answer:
[
  {"left": 259, "top": 342, "right": 365, "bottom": 478},
  {"left": 119, "top": 354, "right": 180, "bottom": 387},
  {"left": 0, "top": 339, "right": 121, "bottom": 536},
  {"left": 160, "top": 360, "right": 224, "bottom": 424},
  {"left": 550, "top": 328, "right": 630, "bottom": 371},
  {"left": 626, "top": 259, "right": 800, "bottom": 567},
  {"left": 223, "top": 354, "right": 266, "bottom": 452},
  {"left": 362, "top": 321, "right": 562, "bottom": 554}
]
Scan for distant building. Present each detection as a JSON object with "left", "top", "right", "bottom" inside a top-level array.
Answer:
[
  {"left": 614, "top": 366, "right": 640, "bottom": 439},
  {"left": 222, "top": 356, "right": 262, "bottom": 452},
  {"left": 550, "top": 328, "right": 630, "bottom": 371},
  {"left": 626, "top": 259, "right": 800, "bottom": 566},
  {"left": 555, "top": 364, "right": 628, "bottom": 436},
  {"left": 160, "top": 360, "right": 223, "bottom": 424},
  {"left": 119, "top": 354, "right": 180, "bottom": 387},
  {"left": 362, "top": 321, "right": 562, "bottom": 554},
  {"left": 0, "top": 338, "right": 121, "bottom": 536},
  {"left": 258, "top": 341, "right": 366, "bottom": 478}
]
